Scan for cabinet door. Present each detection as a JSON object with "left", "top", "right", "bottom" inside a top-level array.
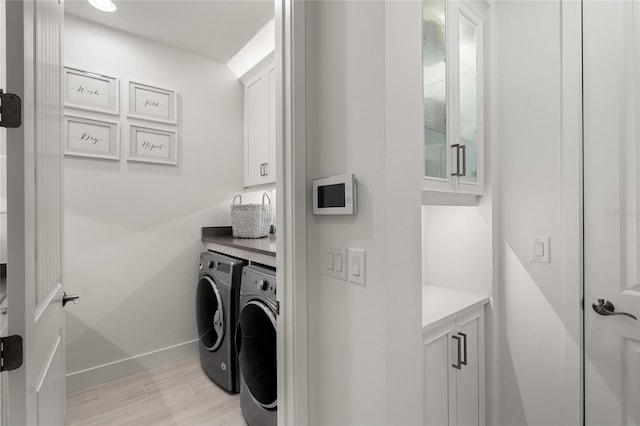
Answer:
[
  {"left": 265, "top": 65, "right": 276, "bottom": 183},
  {"left": 455, "top": 308, "right": 485, "bottom": 426},
  {"left": 424, "top": 321, "right": 457, "bottom": 426},
  {"left": 454, "top": 1, "right": 483, "bottom": 195},
  {"left": 422, "top": 0, "right": 454, "bottom": 192},
  {"left": 422, "top": 0, "right": 486, "bottom": 196},
  {"left": 244, "top": 73, "right": 269, "bottom": 187}
]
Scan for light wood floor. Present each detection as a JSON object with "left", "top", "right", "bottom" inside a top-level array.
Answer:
[{"left": 66, "top": 356, "right": 246, "bottom": 426}]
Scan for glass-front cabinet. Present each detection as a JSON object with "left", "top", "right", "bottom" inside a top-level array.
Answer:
[{"left": 422, "top": 0, "right": 487, "bottom": 196}]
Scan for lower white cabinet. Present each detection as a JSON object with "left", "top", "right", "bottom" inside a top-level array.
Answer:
[{"left": 423, "top": 306, "right": 485, "bottom": 426}]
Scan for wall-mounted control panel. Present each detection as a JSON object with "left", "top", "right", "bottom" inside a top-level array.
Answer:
[{"left": 312, "top": 174, "right": 357, "bottom": 215}]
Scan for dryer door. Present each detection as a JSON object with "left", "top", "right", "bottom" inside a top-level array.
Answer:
[
  {"left": 196, "top": 276, "right": 225, "bottom": 351},
  {"left": 236, "top": 300, "right": 277, "bottom": 409}
]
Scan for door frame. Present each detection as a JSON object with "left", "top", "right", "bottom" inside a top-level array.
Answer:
[
  {"left": 560, "top": 1, "right": 583, "bottom": 425},
  {"left": 1, "top": 0, "right": 310, "bottom": 422},
  {"left": 276, "top": 0, "right": 309, "bottom": 425}
]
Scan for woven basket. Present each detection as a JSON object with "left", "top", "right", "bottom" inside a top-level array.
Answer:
[{"left": 230, "top": 193, "right": 272, "bottom": 239}]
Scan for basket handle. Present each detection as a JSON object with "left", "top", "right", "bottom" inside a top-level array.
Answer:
[
  {"left": 262, "top": 192, "right": 271, "bottom": 206},
  {"left": 232, "top": 195, "right": 242, "bottom": 205}
]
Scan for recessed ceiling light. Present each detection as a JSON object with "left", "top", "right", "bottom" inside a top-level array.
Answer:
[{"left": 88, "top": 0, "right": 116, "bottom": 13}]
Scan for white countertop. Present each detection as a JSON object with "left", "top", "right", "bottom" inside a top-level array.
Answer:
[{"left": 422, "top": 285, "right": 490, "bottom": 332}]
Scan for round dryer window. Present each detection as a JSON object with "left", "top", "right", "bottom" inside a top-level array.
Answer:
[
  {"left": 236, "top": 300, "right": 277, "bottom": 409},
  {"left": 196, "top": 276, "right": 225, "bottom": 351}
]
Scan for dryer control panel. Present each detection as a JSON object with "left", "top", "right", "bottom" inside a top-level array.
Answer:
[
  {"left": 255, "top": 278, "right": 276, "bottom": 296},
  {"left": 241, "top": 265, "right": 277, "bottom": 304}
]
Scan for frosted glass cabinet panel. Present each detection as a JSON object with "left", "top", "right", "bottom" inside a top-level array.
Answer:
[
  {"left": 422, "top": 0, "right": 487, "bottom": 197},
  {"left": 423, "top": 0, "right": 447, "bottom": 180},
  {"left": 458, "top": 13, "right": 478, "bottom": 185}
]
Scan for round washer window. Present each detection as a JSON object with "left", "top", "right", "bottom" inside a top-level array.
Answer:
[
  {"left": 196, "top": 276, "right": 225, "bottom": 351},
  {"left": 236, "top": 301, "right": 277, "bottom": 409}
]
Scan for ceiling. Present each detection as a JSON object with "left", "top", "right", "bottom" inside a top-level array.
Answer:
[{"left": 64, "top": 0, "right": 274, "bottom": 64}]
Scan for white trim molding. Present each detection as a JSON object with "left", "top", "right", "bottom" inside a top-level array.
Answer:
[
  {"left": 65, "top": 340, "right": 199, "bottom": 394},
  {"left": 560, "top": 1, "right": 583, "bottom": 425},
  {"left": 276, "top": 0, "right": 309, "bottom": 425}
]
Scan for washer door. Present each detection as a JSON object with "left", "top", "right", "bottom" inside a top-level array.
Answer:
[
  {"left": 196, "top": 276, "right": 225, "bottom": 351},
  {"left": 236, "top": 300, "right": 277, "bottom": 409}
]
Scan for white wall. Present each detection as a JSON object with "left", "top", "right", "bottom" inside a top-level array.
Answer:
[
  {"left": 494, "top": 1, "right": 571, "bottom": 424},
  {"left": 63, "top": 15, "right": 250, "bottom": 391},
  {"left": 421, "top": 205, "right": 492, "bottom": 295},
  {"left": 304, "top": 0, "right": 578, "bottom": 424},
  {"left": 305, "top": 1, "right": 423, "bottom": 424}
]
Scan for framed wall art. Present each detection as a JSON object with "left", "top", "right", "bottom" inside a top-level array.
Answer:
[
  {"left": 64, "top": 67, "right": 119, "bottom": 115},
  {"left": 128, "top": 125, "right": 178, "bottom": 165},
  {"left": 128, "top": 81, "right": 178, "bottom": 125},
  {"left": 64, "top": 115, "right": 120, "bottom": 160}
]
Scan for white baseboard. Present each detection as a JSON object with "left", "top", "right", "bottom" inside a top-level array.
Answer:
[{"left": 66, "top": 339, "right": 199, "bottom": 394}]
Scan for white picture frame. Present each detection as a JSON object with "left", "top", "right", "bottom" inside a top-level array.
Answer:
[
  {"left": 128, "top": 125, "right": 178, "bottom": 165},
  {"left": 64, "top": 115, "right": 120, "bottom": 160},
  {"left": 128, "top": 81, "right": 178, "bottom": 125},
  {"left": 64, "top": 67, "right": 119, "bottom": 115}
]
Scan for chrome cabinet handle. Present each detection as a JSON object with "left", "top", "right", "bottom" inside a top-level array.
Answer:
[
  {"left": 459, "top": 332, "right": 468, "bottom": 366},
  {"left": 62, "top": 292, "right": 80, "bottom": 307},
  {"left": 259, "top": 163, "right": 264, "bottom": 176},
  {"left": 459, "top": 145, "right": 466, "bottom": 177},
  {"left": 263, "top": 162, "right": 268, "bottom": 176},
  {"left": 451, "top": 144, "right": 461, "bottom": 177},
  {"left": 592, "top": 299, "right": 637, "bottom": 320},
  {"left": 451, "top": 144, "right": 467, "bottom": 177},
  {"left": 452, "top": 335, "right": 462, "bottom": 369}
]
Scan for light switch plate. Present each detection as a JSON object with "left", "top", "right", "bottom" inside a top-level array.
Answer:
[
  {"left": 348, "top": 248, "right": 366, "bottom": 285},
  {"left": 326, "top": 247, "right": 347, "bottom": 280},
  {"left": 531, "top": 236, "right": 550, "bottom": 263}
]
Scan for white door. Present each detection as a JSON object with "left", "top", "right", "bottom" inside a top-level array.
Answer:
[
  {"left": 0, "top": 0, "right": 8, "bottom": 423},
  {"left": 4, "top": 0, "right": 66, "bottom": 424},
  {"left": 584, "top": 1, "right": 640, "bottom": 425},
  {"left": 423, "top": 321, "right": 456, "bottom": 426},
  {"left": 456, "top": 309, "right": 483, "bottom": 426}
]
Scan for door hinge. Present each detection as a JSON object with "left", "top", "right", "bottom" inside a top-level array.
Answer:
[
  {"left": 0, "top": 90, "right": 22, "bottom": 129},
  {"left": 0, "top": 335, "right": 23, "bottom": 372}
]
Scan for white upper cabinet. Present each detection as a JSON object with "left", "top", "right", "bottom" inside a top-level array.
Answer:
[
  {"left": 422, "top": 0, "right": 487, "bottom": 197},
  {"left": 244, "top": 62, "right": 276, "bottom": 187}
]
